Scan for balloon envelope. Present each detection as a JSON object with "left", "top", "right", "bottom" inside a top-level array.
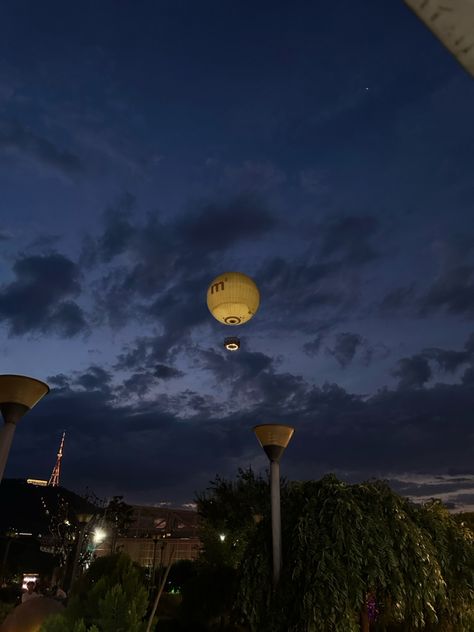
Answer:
[{"left": 207, "top": 272, "right": 260, "bottom": 326}]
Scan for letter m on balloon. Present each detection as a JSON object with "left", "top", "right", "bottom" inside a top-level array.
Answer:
[{"left": 210, "top": 281, "right": 225, "bottom": 294}]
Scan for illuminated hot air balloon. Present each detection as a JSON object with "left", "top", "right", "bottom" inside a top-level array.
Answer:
[{"left": 207, "top": 272, "right": 260, "bottom": 326}]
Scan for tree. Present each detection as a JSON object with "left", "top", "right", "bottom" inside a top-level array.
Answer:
[
  {"left": 195, "top": 471, "right": 474, "bottom": 632},
  {"left": 196, "top": 468, "right": 270, "bottom": 568},
  {"left": 41, "top": 616, "right": 99, "bottom": 632},
  {"left": 105, "top": 496, "right": 133, "bottom": 553},
  {"left": 237, "top": 476, "right": 474, "bottom": 632},
  {"left": 41, "top": 553, "right": 149, "bottom": 632}
]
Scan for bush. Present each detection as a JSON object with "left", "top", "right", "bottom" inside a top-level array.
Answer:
[{"left": 41, "top": 553, "right": 148, "bottom": 632}]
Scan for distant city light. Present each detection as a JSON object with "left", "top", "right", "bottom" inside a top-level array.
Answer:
[{"left": 27, "top": 478, "right": 48, "bottom": 486}]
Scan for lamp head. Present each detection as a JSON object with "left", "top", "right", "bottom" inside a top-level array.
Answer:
[
  {"left": 253, "top": 424, "right": 295, "bottom": 462},
  {"left": 0, "top": 375, "right": 49, "bottom": 424}
]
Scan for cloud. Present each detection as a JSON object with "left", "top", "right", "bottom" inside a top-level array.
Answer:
[
  {"left": 0, "top": 120, "right": 84, "bottom": 177},
  {"left": 97, "top": 193, "right": 137, "bottom": 263},
  {"left": 47, "top": 373, "right": 71, "bottom": 389},
  {"left": 393, "top": 355, "right": 432, "bottom": 390},
  {"left": 303, "top": 334, "right": 325, "bottom": 357},
  {"left": 154, "top": 364, "right": 185, "bottom": 380},
  {"left": 421, "top": 264, "right": 474, "bottom": 317},
  {"left": 177, "top": 195, "right": 276, "bottom": 254},
  {"left": 462, "top": 366, "right": 474, "bottom": 385},
  {"left": 389, "top": 334, "right": 474, "bottom": 391},
  {"left": 423, "top": 347, "right": 470, "bottom": 373},
  {"left": 378, "top": 284, "right": 416, "bottom": 314},
  {"left": 75, "top": 366, "right": 112, "bottom": 392},
  {"left": 326, "top": 332, "right": 364, "bottom": 368},
  {"left": 0, "top": 253, "right": 87, "bottom": 337},
  {"left": 419, "top": 240, "right": 474, "bottom": 319},
  {"left": 86, "top": 195, "right": 276, "bottom": 357},
  {"left": 197, "top": 346, "right": 307, "bottom": 410},
  {"left": 256, "top": 215, "right": 381, "bottom": 334},
  {"left": 9, "top": 366, "right": 474, "bottom": 507},
  {"left": 319, "top": 215, "right": 379, "bottom": 265},
  {"left": 122, "top": 372, "right": 157, "bottom": 397}
]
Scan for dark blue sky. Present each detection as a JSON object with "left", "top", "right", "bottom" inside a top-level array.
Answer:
[{"left": 1, "top": 0, "right": 474, "bottom": 510}]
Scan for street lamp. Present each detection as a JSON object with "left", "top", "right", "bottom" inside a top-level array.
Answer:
[
  {"left": 70, "top": 513, "right": 93, "bottom": 588},
  {"left": 253, "top": 424, "right": 294, "bottom": 587},
  {"left": 150, "top": 536, "right": 160, "bottom": 592},
  {"left": 0, "top": 375, "right": 49, "bottom": 482}
]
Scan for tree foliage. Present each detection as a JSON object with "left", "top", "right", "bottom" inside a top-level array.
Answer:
[
  {"left": 105, "top": 496, "right": 133, "bottom": 553},
  {"left": 196, "top": 471, "right": 474, "bottom": 632},
  {"left": 196, "top": 468, "right": 270, "bottom": 568},
  {"left": 237, "top": 476, "right": 474, "bottom": 632},
  {"left": 41, "top": 553, "right": 149, "bottom": 632}
]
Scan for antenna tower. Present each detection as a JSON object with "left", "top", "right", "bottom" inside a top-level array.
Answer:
[{"left": 48, "top": 431, "right": 65, "bottom": 487}]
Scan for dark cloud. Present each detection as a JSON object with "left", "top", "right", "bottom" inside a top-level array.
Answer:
[
  {"left": 86, "top": 195, "right": 276, "bottom": 357},
  {"left": 75, "top": 366, "right": 112, "bottom": 392},
  {"left": 256, "top": 215, "right": 381, "bottom": 333},
  {"left": 97, "top": 193, "right": 137, "bottom": 263},
  {"left": 177, "top": 195, "right": 276, "bottom": 254},
  {"left": 319, "top": 215, "right": 379, "bottom": 265},
  {"left": 199, "top": 346, "right": 274, "bottom": 384},
  {"left": 122, "top": 372, "right": 157, "bottom": 397},
  {"left": 303, "top": 334, "right": 325, "bottom": 357},
  {"left": 388, "top": 334, "right": 474, "bottom": 390},
  {"left": 378, "top": 284, "right": 416, "bottom": 314},
  {"left": 326, "top": 332, "right": 364, "bottom": 368},
  {"left": 393, "top": 355, "right": 432, "bottom": 389},
  {"left": 7, "top": 367, "right": 474, "bottom": 505},
  {"left": 48, "top": 301, "right": 88, "bottom": 338},
  {"left": 0, "top": 120, "right": 84, "bottom": 176},
  {"left": 423, "top": 348, "right": 470, "bottom": 373},
  {"left": 420, "top": 264, "right": 474, "bottom": 317},
  {"left": 407, "top": 333, "right": 474, "bottom": 377},
  {"left": 197, "top": 346, "right": 307, "bottom": 410},
  {"left": 257, "top": 256, "right": 350, "bottom": 334},
  {"left": 154, "top": 364, "right": 185, "bottom": 380},
  {"left": 0, "top": 253, "right": 87, "bottom": 337},
  {"left": 462, "top": 366, "right": 474, "bottom": 385},
  {"left": 47, "top": 374, "right": 71, "bottom": 389}
]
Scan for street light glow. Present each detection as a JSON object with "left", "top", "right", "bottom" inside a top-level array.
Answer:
[{"left": 93, "top": 527, "right": 107, "bottom": 545}]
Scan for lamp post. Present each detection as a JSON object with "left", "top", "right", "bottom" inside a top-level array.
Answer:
[
  {"left": 150, "top": 536, "right": 159, "bottom": 591},
  {"left": 253, "top": 424, "right": 294, "bottom": 587},
  {"left": 70, "top": 513, "right": 93, "bottom": 589},
  {"left": 0, "top": 375, "right": 49, "bottom": 483}
]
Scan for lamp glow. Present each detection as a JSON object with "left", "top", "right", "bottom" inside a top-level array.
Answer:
[
  {"left": 224, "top": 337, "right": 240, "bottom": 351},
  {"left": 93, "top": 528, "right": 107, "bottom": 545}
]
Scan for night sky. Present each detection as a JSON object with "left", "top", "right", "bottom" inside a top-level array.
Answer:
[{"left": 1, "top": 1, "right": 474, "bottom": 510}]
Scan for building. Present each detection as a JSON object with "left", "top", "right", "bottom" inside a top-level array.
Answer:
[{"left": 95, "top": 504, "right": 201, "bottom": 569}]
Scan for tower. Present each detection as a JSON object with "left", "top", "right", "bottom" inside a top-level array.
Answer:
[{"left": 48, "top": 431, "right": 65, "bottom": 487}]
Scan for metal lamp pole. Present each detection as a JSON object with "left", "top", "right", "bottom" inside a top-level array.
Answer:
[
  {"left": 70, "top": 513, "right": 93, "bottom": 589},
  {"left": 150, "top": 536, "right": 159, "bottom": 591},
  {"left": 0, "top": 375, "right": 49, "bottom": 482},
  {"left": 254, "top": 424, "right": 294, "bottom": 587}
]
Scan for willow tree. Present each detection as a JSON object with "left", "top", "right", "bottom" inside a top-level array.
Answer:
[{"left": 237, "top": 476, "right": 474, "bottom": 632}]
